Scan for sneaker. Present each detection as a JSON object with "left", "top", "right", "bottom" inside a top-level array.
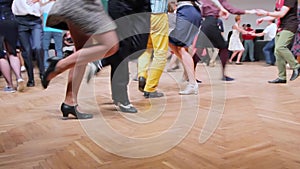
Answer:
[
  {"left": 17, "top": 78, "right": 25, "bottom": 92},
  {"left": 86, "top": 62, "right": 100, "bottom": 83},
  {"left": 222, "top": 76, "right": 235, "bottom": 81},
  {"left": 21, "top": 66, "right": 26, "bottom": 72},
  {"left": 3, "top": 86, "right": 16, "bottom": 93},
  {"left": 179, "top": 83, "right": 198, "bottom": 95}
]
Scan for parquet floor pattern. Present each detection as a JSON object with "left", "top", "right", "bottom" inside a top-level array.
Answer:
[{"left": 1, "top": 61, "right": 300, "bottom": 169}]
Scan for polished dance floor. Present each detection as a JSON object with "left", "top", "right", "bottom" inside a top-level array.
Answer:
[{"left": 1, "top": 61, "right": 300, "bottom": 169}]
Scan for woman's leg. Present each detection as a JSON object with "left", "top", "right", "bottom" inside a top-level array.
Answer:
[
  {"left": 229, "top": 51, "right": 238, "bottom": 63},
  {"left": 46, "top": 22, "right": 118, "bottom": 81},
  {"left": 8, "top": 54, "right": 22, "bottom": 80},
  {"left": 180, "top": 47, "right": 196, "bottom": 84},
  {"left": 236, "top": 50, "right": 244, "bottom": 63},
  {"left": 61, "top": 23, "right": 118, "bottom": 114},
  {"left": 0, "top": 58, "right": 13, "bottom": 88}
]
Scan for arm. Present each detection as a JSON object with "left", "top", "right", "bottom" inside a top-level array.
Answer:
[
  {"left": 233, "top": 24, "right": 248, "bottom": 34},
  {"left": 207, "top": 0, "right": 230, "bottom": 19},
  {"left": 29, "top": 0, "right": 54, "bottom": 6},
  {"left": 256, "top": 16, "right": 276, "bottom": 25},
  {"left": 256, "top": 6, "right": 290, "bottom": 18},
  {"left": 221, "top": 0, "right": 257, "bottom": 15},
  {"left": 251, "top": 32, "right": 265, "bottom": 37}
]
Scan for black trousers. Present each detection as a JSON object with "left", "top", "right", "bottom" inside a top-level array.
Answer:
[
  {"left": 103, "top": 0, "right": 150, "bottom": 104},
  {"left": 196, "top": 16, "right": 229, "bottom": 72}
]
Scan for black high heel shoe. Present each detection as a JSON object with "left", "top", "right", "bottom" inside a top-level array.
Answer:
[
  {"left": 60, "top": 103, "right": 93, "bottom": 120},
  {"left": 42, "top": 57, "right": 61, "bottom": 89}
]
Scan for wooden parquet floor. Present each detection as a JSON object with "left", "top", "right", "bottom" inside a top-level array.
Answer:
[{"left": 1, "top": 61, "right": 300, "bottom": 169}]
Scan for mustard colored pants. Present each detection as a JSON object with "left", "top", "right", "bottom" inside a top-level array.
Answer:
[{"left": 138, "top": 13, "right": 169, "bottom": 92}]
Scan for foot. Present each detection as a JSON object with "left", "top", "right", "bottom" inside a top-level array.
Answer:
[
  {"left": 86, "top": 62, "right": 100, "bottom": 83},
  {"left": 196, "top": 79, "right": 202, "bottom": 83},
  {"left": 27, "top": 80, "right": 35, "bottom": 87},
  {"left": 228, "top": 60, "right": 233, "bottom": 64},
  {"left": 235, "top": 62, "right": 242, "bottom": 65},
  {"left": 138, "top": 76, "right": 146, "bottom": 92},
  {"left": 17, "top": 78, "right": 25, "bottom": 92},
  {"left": 21, "top": 66, "right": 26, "bottom": 72},
  {"left": 42, "top": 57, "right": 61, "bottom": 89},
  {"left": 268, "top": 78, "right": 286, "bottom": 84},
  {"left": 61, "top": 103, "right": 93, "bottom": 120},
  {"left": 3, "top": 86, "right": 16, "bottom": 93},
  {"left": 222, "top": 76, "right": 235, "bottom": 81},
  {"left": 144, "top": 91, "right": 164, "bottom": 98},
  {"left": 264, "top": 63, "right": 274, "bottom": 67},
  {"left": 115, "top": 101, "right": 138, "bottom": 113},
  {"left": 290, "top": 67, "right": 300, "bottom": 81},
  {"left": 179, "top": 83, "right": 198, "bottom": 95}
]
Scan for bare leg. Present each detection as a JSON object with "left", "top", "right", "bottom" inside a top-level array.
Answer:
[
  {"left": 236, "top": 50, "right": 244, "bottom": 63},
  {"left": 8, "top": 54, "right": 22, "bottom": 79},
  {"left": 229, "top": 51, "right": 238, "bottom": 63},
  {"left": 47, "top": 22, "right": 119, "bottom": 81},
  {"left": 167, "top": 54, "right": 179, "bottom": 71},
  {"left": 0, "top": 58, "right": 13, "bottom": 87},
  {"left": 63, "top": 65, "right": 86, "bottom": 108},
  {"left": 180, "top": 47, "right": 196, "bottom": 84}
]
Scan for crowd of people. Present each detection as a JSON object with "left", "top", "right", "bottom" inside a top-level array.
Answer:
[{"left": 0, "top": 0, "right": 299, "bottom": 119}]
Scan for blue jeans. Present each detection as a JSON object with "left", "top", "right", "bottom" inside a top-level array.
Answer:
[
  {"left": 263, "top": 39, "right": 275, "bottom": 65},
  {"left": 17, "top": 15, "right": 44, "bottom": 81},
  {"left": 43, "top": 31, "right": 63, "bottom": 69},
  {"left": 242, "top": 40, "right": 255, "bottom": 61}
]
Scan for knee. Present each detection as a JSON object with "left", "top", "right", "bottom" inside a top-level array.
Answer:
[
  {"left": 274, "top": 45, "right": 285, "bottom": 56},
  {"left": 106, "top": 43, "right": 119, "bottom": 57}
]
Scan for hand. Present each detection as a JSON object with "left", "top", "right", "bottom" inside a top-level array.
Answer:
[
  {"left": 256, "top": 9, "right": 268, "bottom": 16},
  {"left": 219, "top": 7, "right": 230, "bottom": 20},
  {"left": 246, "top": 9, "right": 256, "bottom": 15},
  {"left": 256, "top": 18, "right": 264, "bottom": 25},
  {"left": 249, "top": 32, "right": 256, "bottom": 36}
]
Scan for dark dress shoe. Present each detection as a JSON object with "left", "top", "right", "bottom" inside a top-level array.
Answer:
[
  {"left": 60, "top": 103, "right": 93, "bottom": 120},
  {"left": 144, "top": 91, "right": 164, "bottom": 98},
  {"left": 115, "top": 101, "right": 138, "bottom": 113},
  {"left": 42, "top": 57, "right": 62, "bottom": 89},
  {"left": 222, "top": 76, "right": 235, "bottom": 81},
  {"left": 138, "top": 76, "right": 146, "bottom": 92},
  {"left": 290, "top": 67, "right": 300, "bottom": 81},
  {"left": 268, "top": 78, "right": 286, "bottom": 84},
  {"left": 26, "top": 80, "right": 35, "bottom": 87}
]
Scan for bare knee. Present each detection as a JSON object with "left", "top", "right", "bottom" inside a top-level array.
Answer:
[{"left": 105, "top": 43, "right": 119, "bottom": 57}]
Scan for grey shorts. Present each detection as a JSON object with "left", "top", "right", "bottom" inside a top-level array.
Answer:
[{"left": 46, "top": 0, "right": 117, "bottom": 35}]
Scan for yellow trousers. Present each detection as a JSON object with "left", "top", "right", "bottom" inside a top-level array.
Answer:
[{"left": 138, "top": 13, "right": 169, "bottom": 92}]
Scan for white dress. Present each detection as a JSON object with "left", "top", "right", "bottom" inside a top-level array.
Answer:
[{"left": 228, "top": 23, "right": 244, "bottom": 51}]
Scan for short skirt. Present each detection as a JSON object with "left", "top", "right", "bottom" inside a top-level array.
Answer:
[
  {"left": 0, "top": 19, "right": 18, "bottom": 56},
  {"left": 169, "top": 5, "right": 201, "bottom": 47},
  {"left": 46, "top": 0, "right": 117, "bottom": 35}
]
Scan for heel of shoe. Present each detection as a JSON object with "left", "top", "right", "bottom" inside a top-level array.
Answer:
[
  {"left": 60, "top": 103, "right": 93, "bottom": 120},
  {"left": 61, "top": 103, "right": 71, "bottom": 120}
]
